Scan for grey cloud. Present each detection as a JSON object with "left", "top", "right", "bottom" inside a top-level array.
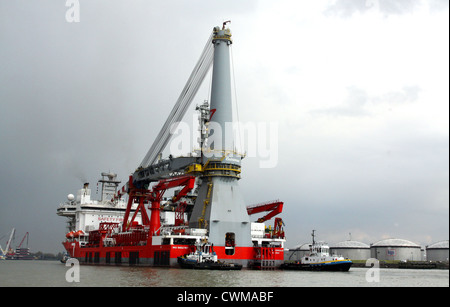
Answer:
[
  {"left": 429, "top": 0, "right": 450, "bottom": 11},
  {"left": 311, "top": 85, "right": 420, "bottom": 117},
  {"left": 0, "top": 0, "right": 263, "bottom": 253},
  {"left": 324, "top": 0, "right": 424, "bottom": 18},
  {"left": 0, "top": 0, "right": 447, "bottom": 253},
  {"left": 372, "top": 85, "right": 421, "bottom": 105},
  {"left": 310, "top": 86, "right": 370, "bottom": 117}
]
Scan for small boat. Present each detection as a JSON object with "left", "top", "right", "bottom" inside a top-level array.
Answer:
[
  {"left": 281, "top": 230, "right": 352, "bottom": 272},
  {"left": 177, "top": 242, "right": 242, "bottom": 270},
  {"left": 60, "top": 253, "right": 71, "bottom": 264}
]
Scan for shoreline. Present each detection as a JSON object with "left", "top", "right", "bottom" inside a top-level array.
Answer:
[{"left": 351, "top": 260, "right": 449, "bottom": 270}]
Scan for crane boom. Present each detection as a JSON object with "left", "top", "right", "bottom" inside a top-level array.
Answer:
[
  {"left": 17, "top": 232, "right": 29, "bottom": 249},
  {"left": 139, "top": 31, "right": 214, "bottom": 168},
  {"left": 4, "top": 228, "right": 15, "bottom": 255},
  {"left": 246, "top": 200, "right": 284, "bottom": 223}
]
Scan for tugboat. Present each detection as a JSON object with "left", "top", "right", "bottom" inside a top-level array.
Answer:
[
  {"left": 177, "top": 241, "right": 242, "bottom": 270},
  {"left": 60, "top": 252, "right": 71, "bottom": 264},
  {"left": 281, "top": 230, "right": 352, "bottom": 271}
]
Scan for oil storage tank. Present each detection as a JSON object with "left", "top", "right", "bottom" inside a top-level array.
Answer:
[
  {"left": 285, "top": 243, "right": 310, "bottom": 262},
  {"left": 330, "top": 240, "right": 370, "bottom": 261},
  {"left": 371, "top": 238, "right": 421, "bottom": 261},
  {"left": 426, "top": 240, "right": 449, "bottom": 262}
]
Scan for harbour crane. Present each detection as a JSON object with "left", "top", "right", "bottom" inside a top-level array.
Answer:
[
  {"left": 17, "top": 232, "right": 30, "bottom": 250},
  {"left": 1, "top": 228, "right": 15, "bottom": 257}
]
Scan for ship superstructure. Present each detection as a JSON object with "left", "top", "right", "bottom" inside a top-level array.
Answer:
[
  {"left": 57, "top": 172, "right": 142, "bottom": 242},
  {"left": 57, "top": 23, "right": 286, "bottom": 268}
]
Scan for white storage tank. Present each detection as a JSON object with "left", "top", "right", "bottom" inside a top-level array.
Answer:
[
  {"left": 330, "top": 240, "right": 370, "bottom": 261},
  {"left": 285, "top": 243, "right": 310, "bottom": 262},
  {"left": 371, "top": 238, "right": 422, "bottom": 261},
  {"left": 426, "top": 240, "right": 449, "bottom": 262}
]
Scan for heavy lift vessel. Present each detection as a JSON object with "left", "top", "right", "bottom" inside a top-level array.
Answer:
[{"left": 57, "top": 23, "right": 286, "bottom": 268}]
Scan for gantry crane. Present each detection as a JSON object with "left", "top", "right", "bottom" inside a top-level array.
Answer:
[{"left": 122, "top": 175, "right": 196, "bottom": 235}]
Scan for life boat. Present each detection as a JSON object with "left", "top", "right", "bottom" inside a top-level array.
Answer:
[{"left": 73, "top": 230, "right": 84, "bottom": 238}]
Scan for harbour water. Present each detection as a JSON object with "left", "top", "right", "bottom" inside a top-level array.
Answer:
[{"left": 0, "top": 260, "right": 448, "bottom": 287}]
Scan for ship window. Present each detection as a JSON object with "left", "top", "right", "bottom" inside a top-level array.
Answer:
[{"left": 173, "top": 238, "right": 197, "bottom": 245}]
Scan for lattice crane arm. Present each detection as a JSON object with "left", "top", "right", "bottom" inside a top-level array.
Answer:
[
  {"left": 139, "top": 31, "right": 214, "bottom": 168},
  {"left": 17, "top": 232, "right": 29, "bottom": 249}
]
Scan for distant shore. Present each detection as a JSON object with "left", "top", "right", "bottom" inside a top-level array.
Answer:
[{"left": 351, "top": 260, "right": 449, "bottom": 270}]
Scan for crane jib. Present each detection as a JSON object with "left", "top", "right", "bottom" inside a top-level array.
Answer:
[{"left": 139, "top": 32, "right": 214, "bottom": 168}]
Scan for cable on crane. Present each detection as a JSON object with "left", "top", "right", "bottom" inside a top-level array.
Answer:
[{"left": 140, "top": 32, "right": 215, "bottom": 168}]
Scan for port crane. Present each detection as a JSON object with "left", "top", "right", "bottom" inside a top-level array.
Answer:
[
  {"left": 0, "top": 228, "right": 15, "bottom": 257},
  {"left": 17, "top": 232, "right": 29, "bottom": 249}
]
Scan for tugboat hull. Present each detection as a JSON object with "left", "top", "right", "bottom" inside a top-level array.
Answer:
[
  {"left": 281, "top": 260, "right": 352, "bottom": 272},
  {"left": 177, "top": 257, "right": 243, "bottom": 270}
]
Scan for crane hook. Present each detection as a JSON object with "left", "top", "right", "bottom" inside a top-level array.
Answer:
[{"left": 222, "top": 20, "right": 231, "bottom": 29}]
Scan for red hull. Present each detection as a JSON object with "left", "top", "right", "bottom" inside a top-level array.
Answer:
[{"left": 62, "top": 240, "right": 284, "bottom": 268}]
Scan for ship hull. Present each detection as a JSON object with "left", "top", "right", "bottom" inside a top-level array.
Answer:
[
  {"left": 62, "top": 241, "right": 282, "bottom": 268},
  {"left": 177, "top": 257, "right": 242, "bottom": 270},
  {"left": 280, "top": 260, "right": 352, "bottom": 272},
  {"left": 5, "top": 256, "right": 35, "bottom": 260}
]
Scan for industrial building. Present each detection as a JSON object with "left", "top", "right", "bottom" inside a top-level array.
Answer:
[
  {"left": 426, "top": 240, "right": 449, "bottom": 262},
  {"left": 330, "top": 240, "right": 370, "bottom": 261},
  {"left": 370, "top": 238, "right": 422, "bottom": 261}
]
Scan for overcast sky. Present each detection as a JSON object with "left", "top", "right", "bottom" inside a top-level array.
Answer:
[{"left": 0, "top": 0, "right": 448, "bottom": 253}]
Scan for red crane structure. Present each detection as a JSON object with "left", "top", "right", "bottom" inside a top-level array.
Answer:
[
  {"left": 247, "top": 200, "right": 285, "bottom": 238},
  {"left": 17, "top": 232, "right": 29, "bottom": 249},
  {"left": 122, "top": 175, "right": 196, "bottom": 235},
  {"left": 246, "top": 200, "right": 283, "bottom": 223},
  {"left": 58, "top": 24, "right": 287, "bottom": 268}
]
